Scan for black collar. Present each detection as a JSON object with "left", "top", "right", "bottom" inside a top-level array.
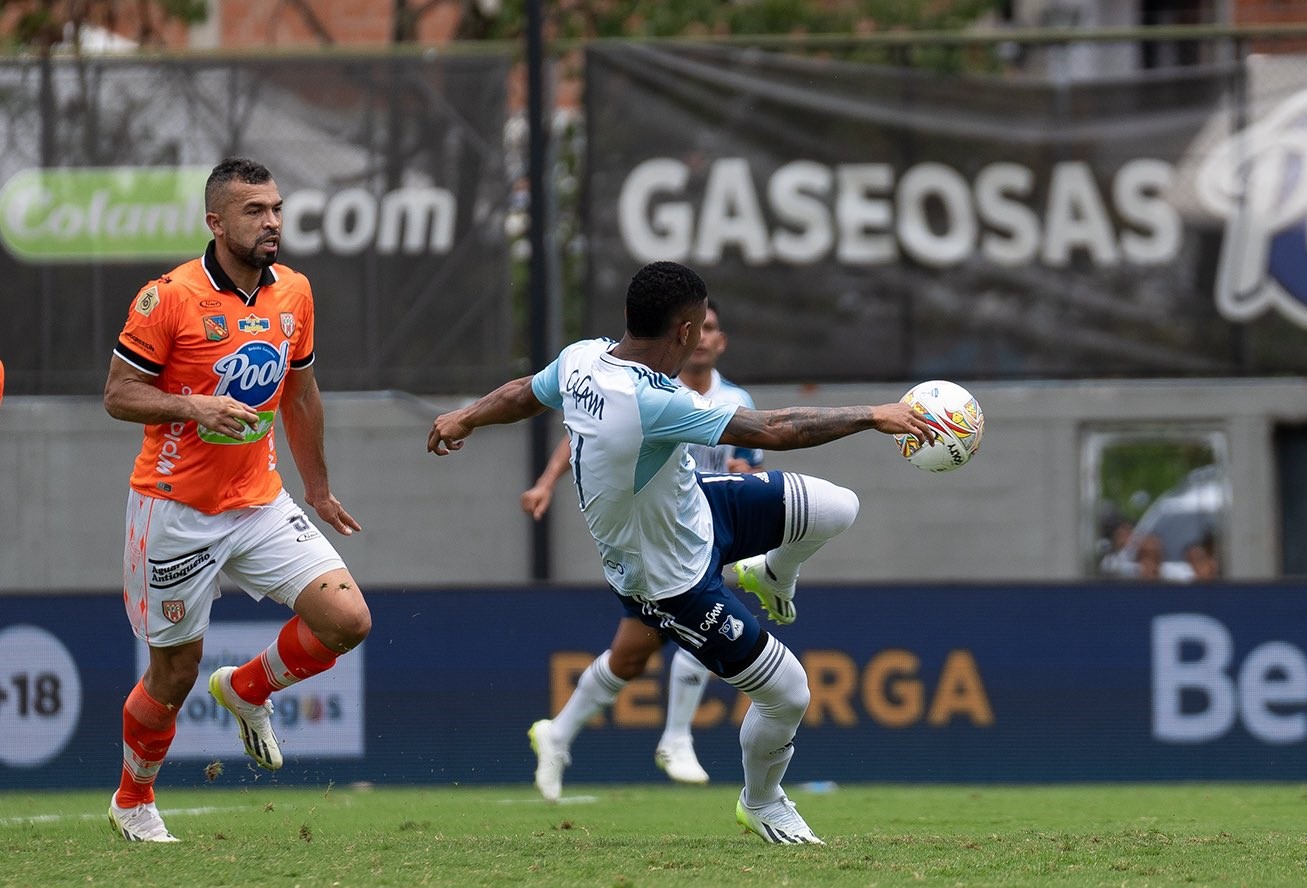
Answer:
[{"left": 202, "top": 240, "right": 277, "bottom": 306}]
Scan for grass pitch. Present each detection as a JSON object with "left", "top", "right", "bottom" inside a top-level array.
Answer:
[{"left": 3, "top": 782, "right": 1306, "bottom": 887}]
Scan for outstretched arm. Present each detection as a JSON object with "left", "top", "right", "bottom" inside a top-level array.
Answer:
[
  {"left": 428, "top": 375, "right": 547, "bottom": 455},
  {"left": 718, "top": 402, "right": 935, "bottom": 451},
  {"left": 521, "top": 436, "right": 572, "bottom": 520}
]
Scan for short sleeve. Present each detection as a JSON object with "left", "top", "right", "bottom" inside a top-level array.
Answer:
[
  {"left": 531, "top": 356, "right": 564, "bottom": 409},
  {"left": 114, "top": 282, "right": 176, "bottom": 375},
  {"left": 641, "top": 385, "right": 738, "bottom": 446}
]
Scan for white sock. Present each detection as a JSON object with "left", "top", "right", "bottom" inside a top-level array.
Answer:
[
  {"left": 763, "top": 473, "right": 860, "bottom": 590},
  {"left": 724, "top": 635, "right": 810, "bottom": 807},
  {"left": 660, "top": 647, "right": 709, "bottom": 745},
  {"left": 550, "top": 650, "right": 625, "bottom": 748}
]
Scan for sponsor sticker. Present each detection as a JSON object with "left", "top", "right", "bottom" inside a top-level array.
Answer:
[
  {"left": 134, "top": 285, "right": 159, "bottom": 316},
  {"left": 238, "top": 314, "right": 271, "bottom": 334}
]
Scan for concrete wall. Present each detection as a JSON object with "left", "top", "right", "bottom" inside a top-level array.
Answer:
[{"left": 3, "top": 379, "right": 1305, "bottom": 594}]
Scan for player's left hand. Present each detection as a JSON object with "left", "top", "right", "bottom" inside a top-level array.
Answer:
[{"left": 310, "top": 494, "right": 362, "bottom": 536}]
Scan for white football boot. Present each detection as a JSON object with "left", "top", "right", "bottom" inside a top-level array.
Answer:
[
  {"left": 528, "top": 719, "right": 570, "bottom": 802},
  {"left": 735, "top": 791, "right": 825, "bottom": 845},
  {"left": 208, "top": 666, "right": 283, "bottom": 771},
  {"left": 108, "top": 794, "right": 179, "bottom": 843},
  {"left": 654, "top": 735, "right": 710, "bottom": 785},
  {"left": 733, "top": 556, "right": 797, "bottom": 625}
]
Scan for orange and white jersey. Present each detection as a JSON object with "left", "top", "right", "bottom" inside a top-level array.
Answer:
[{"left": 113, "top": 242, "right": 315, "bottom": 514}]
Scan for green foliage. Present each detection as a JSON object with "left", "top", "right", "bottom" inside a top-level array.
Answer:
[
  {"left": 0, "top": 0, "right": 207, "bottom": 49},
  {"left": 5, "top": 783, "right": 1307, "bottom": 887},
  {"left": 1100, "top": 439, "right": 1216, "bottom": 522},
  {"left": 477, "top": 0, "right": 1005, "bottom": 42}
]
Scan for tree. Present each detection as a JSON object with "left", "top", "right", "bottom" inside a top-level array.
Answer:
[{"left": 0, "top": 1, "right": 208, "bottom": 50}]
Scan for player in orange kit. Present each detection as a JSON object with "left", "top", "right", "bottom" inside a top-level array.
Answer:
[{"left": 103, "top": 158, "right": 370, "bottom": 842}]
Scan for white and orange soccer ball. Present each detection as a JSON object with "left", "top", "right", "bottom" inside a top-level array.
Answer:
[{"left": 894, "top": 380, "right": 984, "bottom": 473}]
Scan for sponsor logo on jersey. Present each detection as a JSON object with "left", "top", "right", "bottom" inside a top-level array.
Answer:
[
  {"left": 150, "top": 549, "right": 213, "bottom": 589},
  {"left": 124, "top": 331, "right": 156, "bottom": 353},
  {"left": 238, "top": 314, "right": 271, "bottom": 334},
  {"left": 203, "top": 315, "right": 229, "bottom": 341},
  {"left": 213, "top": 340, "right": 290, "bottom": 408},
  {"left": 135, "top": 285, "right": 159, "bottom": 316},
  {"left": 700, "top": 602, "right": 724, "bottom": 632},
  {"left": 200, "top": 298, "right": 222, "bottom": 308}
]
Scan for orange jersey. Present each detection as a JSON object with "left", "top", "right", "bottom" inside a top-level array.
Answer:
[{"left": 114, "top": 244, "right": 316, "bottom": 513}]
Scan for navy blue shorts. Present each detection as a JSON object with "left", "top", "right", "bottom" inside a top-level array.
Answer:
[{"left": 615, "top": 470, "right": 786, "bottom": 677}]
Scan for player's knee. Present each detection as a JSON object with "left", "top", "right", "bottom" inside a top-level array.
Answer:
[
  {"left": 316, "top": 600, "right": 371, "bottom": 652},
  {"left": 800, "top": 474, "right": 860, "bottom": 538},
  {"left": 608, "top": 648, "right": 651, "bottom": 680},
  {"left": 338, "top": 602, "right": 372, "bottom": 650}
]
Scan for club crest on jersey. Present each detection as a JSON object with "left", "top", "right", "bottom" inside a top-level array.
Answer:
[
  {"left": 203, "top": 315, "right": 229, "bottom": 341},
  {"left": 161, "top": 599, "right": 186, "bottom": 624},
  {"left": 280, "top": 312, "right": 295, "bottom": 336},
  {"left": 134, "top": 285, "right": 159, "bottom": 317},
  {"left": 238, "top": 314, "right": 271, "bottom": 334},
  {"left": 213, "top": 340, "right": 290, "bottom": 408}
]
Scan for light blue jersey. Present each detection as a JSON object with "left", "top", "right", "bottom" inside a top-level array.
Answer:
[
  {"left": 532, "top": 338, "right": 740, "bottom": 599},
  {"left": 687, "top": 369, "right": 763, "bottom": 473}
]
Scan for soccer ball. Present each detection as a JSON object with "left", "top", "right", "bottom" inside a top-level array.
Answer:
[{"left": 894, "top": 380, "right": 984, "bottom": 473}]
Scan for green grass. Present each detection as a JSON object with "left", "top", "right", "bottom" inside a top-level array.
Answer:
[{"left": 3, "top": 783, "right": 1307, "bottom": 887}]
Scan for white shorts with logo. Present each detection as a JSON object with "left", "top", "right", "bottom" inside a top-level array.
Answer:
[{"left": 122, "top": 489, "right": 347, "bottom": 647}]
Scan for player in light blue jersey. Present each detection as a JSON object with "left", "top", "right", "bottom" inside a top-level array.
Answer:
[
  {"left": 519, "top": 300, "right": 762, "bottom": 789},
  {"left": 429, "top": 262, "right": 934, "bottom": 845}
]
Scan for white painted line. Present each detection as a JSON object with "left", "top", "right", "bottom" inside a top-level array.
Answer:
[
  {"left": 494, "top": 795, "right": 599, "bottom": 806},
  {"left": 0, "top": 804, "right": 255, "bottom": 828}
]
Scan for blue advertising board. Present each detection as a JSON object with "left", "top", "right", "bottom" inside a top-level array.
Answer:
[{"left": 2, "top": 583, "right": 1307, "bottom": 790}]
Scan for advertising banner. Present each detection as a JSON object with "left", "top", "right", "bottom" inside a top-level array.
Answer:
[
  {"left": 4, "top": 584, "right": 1307, "bottom": 790},
  {"left": 584, "top": 44, "right": 1307, "bottom": 382},
  {"left": 0, "top": 53, "right": 512, "bottom": 395}
]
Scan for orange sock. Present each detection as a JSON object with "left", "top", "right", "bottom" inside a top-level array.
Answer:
[
  {"left": 116, "top": 681, "right": 177, "bottom": 808},
  {"left": 229, "top": 615, "right": 338, "bottom": 706}
]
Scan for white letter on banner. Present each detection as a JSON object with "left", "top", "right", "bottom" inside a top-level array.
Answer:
[
  {"left": 618, "top": 158, "right": 691, "bottom": 262},
  {"left": 694, "top": 158, "right": 769, "bottom": 264},
  {"left": 769, "top": 160, "right": 834, "bottom": 264},
  {"left": 323, "top": 188, "right": 377, "bottom": 256},
  {"left": 896, "top": 162, "right": 975, "bottom": 268},
  {"left": 282, "top": 189, "right": 326, "bottom": 254},
  {"left": 976, "top": 162, "right": 1040, "bottom": 267},
  {"left": 1152, "top": 614, "right": 1235, "bottom": 743},
  {"left": 1239, "top": 642, "right": 1307, "bottom": 744},
  {"left": 1042, "top": 161, "right": 1119, "bottom": 266},
  {"left": 378, "top": 187, "right": 456, "bottom": 253},
  {"left": 1115, "top": 159, "right": 1181, "bottom": 264},
  {"left": 835, "top": 164, "right": 896, "bottom": 265}
]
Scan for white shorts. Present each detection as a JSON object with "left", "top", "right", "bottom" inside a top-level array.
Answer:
[{"left": 122, "top": 489, "right": 347, "bottom": 647}]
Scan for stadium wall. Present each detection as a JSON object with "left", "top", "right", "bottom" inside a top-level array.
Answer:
[
  {"left": 3, "top": 583, "right": 1307, "bottom": 789},
  {"left": 1, "top": 379, "right": 1303, "bottom": 593}
]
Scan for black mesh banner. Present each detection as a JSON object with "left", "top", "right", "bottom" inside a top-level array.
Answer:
[
  {"left": 0, "top": 53, "right": 511, "bottom": 395},
  {"left": 584, "top": 43, "right": 1307, "bottom": 381}
]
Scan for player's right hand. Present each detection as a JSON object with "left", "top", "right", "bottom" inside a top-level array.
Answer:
[
  {"left": 193, "top": 395, "right": 260, "bottom": 438},
  {"left": 870, "top": 402, "right": 937, "bottom": 445},
  {"left": 520, "top": 484, "right": 553, "bottom": 520}
]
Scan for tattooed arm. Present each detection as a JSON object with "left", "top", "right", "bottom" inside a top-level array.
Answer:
[{"left": 718, "top": 402, "right": 936, "bottom": 452}]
